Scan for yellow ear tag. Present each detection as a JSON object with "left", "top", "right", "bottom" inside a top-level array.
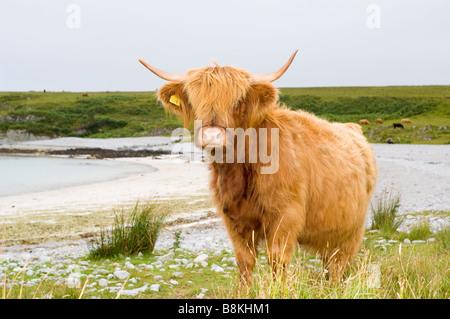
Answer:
[{"left": 169, "top": 94, "right": 181, "bottom": 106}]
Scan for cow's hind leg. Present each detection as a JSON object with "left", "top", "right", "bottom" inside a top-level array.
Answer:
[{"left": 322, "top": 226, "right": 364, "bottom": 282}]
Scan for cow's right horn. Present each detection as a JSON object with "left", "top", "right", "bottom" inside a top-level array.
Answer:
[
  {"left": 139, "top": 59, "right": 187, "bottom": 82},
  {"left": 250, "top": 50, "right": 298, "bottom": 83}
]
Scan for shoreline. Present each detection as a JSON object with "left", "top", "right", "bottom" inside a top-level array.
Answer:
[{"left": 0, "top": 138, "right": 449, "bottom": 260}]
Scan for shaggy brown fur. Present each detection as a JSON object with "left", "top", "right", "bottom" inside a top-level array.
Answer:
[{"left": 154, "top": 63, "right": 378, "bottom": 283}]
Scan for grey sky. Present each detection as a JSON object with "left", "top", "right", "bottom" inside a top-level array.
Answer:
[{"left": 1, "top": 0, "right": 449, "bottom": 92}]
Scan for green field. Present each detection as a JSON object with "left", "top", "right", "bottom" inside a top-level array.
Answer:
[{"left": 0, "top": 85, "right": 449, "bottom": 144}]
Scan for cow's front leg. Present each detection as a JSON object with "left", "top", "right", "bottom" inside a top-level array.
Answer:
[
  {"left": 265, "top": 213, "right": 303, "bottom": 279},
  {"left": 222, "top": 217, "right": 261, "bottom": 285}
]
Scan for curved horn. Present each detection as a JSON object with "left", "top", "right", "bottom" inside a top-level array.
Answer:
[
  {"left": 250, "top": 50, "right": 298, "bottom": 83},
  {"left": 138, "top": 59, "right": 187, "bottom": 82}
]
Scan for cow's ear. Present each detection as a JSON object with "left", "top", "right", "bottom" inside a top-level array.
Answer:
[
  {"left": 158, "top": 81, "right": 192, "bottom": 128},
  {"left": 245, "top": 83, "right": 278, "bottom": 126}
]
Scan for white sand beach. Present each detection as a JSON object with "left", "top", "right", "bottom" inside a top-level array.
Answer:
[{"left": 1, "top": 138, "right": 449, "bottom": 218}]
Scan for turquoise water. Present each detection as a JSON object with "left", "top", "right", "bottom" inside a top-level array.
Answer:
[{"left": 0, "top": 156, "right": 153, "bottom": 197}]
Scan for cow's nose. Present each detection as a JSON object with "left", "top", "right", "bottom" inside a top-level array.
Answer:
[{"left": 202, "top": 127, "right": 224, "bottom": 146}]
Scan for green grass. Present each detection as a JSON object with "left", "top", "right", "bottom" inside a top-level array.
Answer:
[
  {"left": 2, "top": 225, "right": 448, "bottom": 299},
  {"left": 87, "top": 202, "right": 167, "bottom": 260},
  {"left": 369, "top": 190, "right": 404, "bottom": 236},
  {"left": 2, "top": 195, "right": 448, "bottom": 299},
  {"left": 0, "top": 91, "right": 181, "bottom": 138},
  {"left": 1, "top": 86, "right": 449, "bottom": 143}
]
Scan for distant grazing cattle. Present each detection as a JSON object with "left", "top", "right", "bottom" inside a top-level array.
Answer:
[
  {"left": 393, "top": 123, "right": 404, "bottom": 129},
  {"left": 376, "top": 118, "right": 383, "bottom": 124},
  {"left": 359, "top": 119, "right": 370, "bottom": 125},
  {"left": 401, "top": 118, "right": 411, "bottom": 124},
  {"left": 82, "top": 93, "right": 89, "bottom": 97},
  {"left": 139, "top": 51, "right": 378, "bottom": 283}
]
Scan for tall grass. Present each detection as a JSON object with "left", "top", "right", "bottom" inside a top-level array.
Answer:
[
  {"left": 369, "top": 190, "right": 404, "bottom": 236},
  {"left": 88, "top": 202, "right": 167, "bottom": 259}
]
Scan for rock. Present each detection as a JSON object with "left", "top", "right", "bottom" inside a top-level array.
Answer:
[
  {"left": 196, "top": 293, "right": 205, "bottom": 299},
  {"left": 173, "top": 272, "right": 184, "bottom": 278},
  {"left": 150, "top": 284, "right": 160, "bottom": 292},
  {"left": 427, "top": 238, "right": 437, "bottom": 243},
  {"left": 158, "top": 252, "right": 174, "bottom": 262},
  {"left": 200, "top": 261, "right": 208, "bottom": 267},
  {"left": 125, "top": 262, "right": 136, "bottom": 269},
  {"left": 194, "top": 253, "right": 209, "bottom": 263},
  {"left": 66, "top": 275, "right": 81, "bottom": 288},
  {"left": 403, "top": 239, "right": 411, "bottom": 244},
  {"left": 412, "top": 240, "right": 426, "bottom": 244},
  {"left": 113, "top": 270, "right": 130, "bottom": 280},
  {"left": 366, "top": 263, "right": 381, "bottom": 289},
  {"left": 98, "top": 279, "right": 109, "bottom": 287},
  {"left": 153, "top": 275, "right": 163, "bottom": 280},
  {"left": 120, "top": 284, "right": 149, "bottom": 297},
  {"left": 211, "top": 264, "right": 224, "bottom": 273},
  {"left": 169, "top": 279, "right": 179, "bottom": 285}
]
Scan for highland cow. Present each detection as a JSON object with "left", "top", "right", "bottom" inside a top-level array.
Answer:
[
  {"left": 139, "top": 51, "right": 378, "bottom": 283},
  {"left": 359, "top": 119, "right": 370, "bottom": 125}
]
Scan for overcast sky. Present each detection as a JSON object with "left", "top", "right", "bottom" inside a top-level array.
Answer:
[{"left": 0, "top": 0, "right": 449, "bottom": 92}]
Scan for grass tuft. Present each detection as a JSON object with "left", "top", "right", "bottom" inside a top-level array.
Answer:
[
  {"left": 88, "top": 202, "right": 167, "bottom": 259},
  {"left": 369, "top": 190, "right": 404, "bottom": 236}
]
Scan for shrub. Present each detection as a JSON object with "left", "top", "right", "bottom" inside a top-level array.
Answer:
[{"left": 88, "top": 202, "right": 167, "bottom": 259}]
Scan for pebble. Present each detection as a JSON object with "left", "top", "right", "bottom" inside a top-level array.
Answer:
[
  {"left": 194, "top": 253, "right": 209, "bottom": 263},
  {"left": 211, "top": 264, "right": 224, "bottom": 272},
  {"left": 158, "top": 252, "right": 174, "bottom": 262},
  {"left": 150, "top": 284, "right": 160, "bottom": 292},
  {"left": 113, "top": 270, "right": 130, "bottom": 280},
  {"left": 120, "top": 284, "right": 149, "bottom": 297},
  {"left": 66, "top": 275, "right": 81, "bottom": 288},
  {"left": 98, "top": 279, "right": 109, "bottom": 287},
  {"left": 125, "top": 262, "right": 136, "bottom": 269}
]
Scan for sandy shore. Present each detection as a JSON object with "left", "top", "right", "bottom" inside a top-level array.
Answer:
[
  {"left": 1, "top": 138, "right": 449, "bottom": 217},
  {"left": 0, "top": 156, "right": 211, "bottom": 216}
]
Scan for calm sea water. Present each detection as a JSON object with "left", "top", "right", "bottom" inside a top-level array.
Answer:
[{"left": 0, "top": 156, "right": 153, "bottom": 197}]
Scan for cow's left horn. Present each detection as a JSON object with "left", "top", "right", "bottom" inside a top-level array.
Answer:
[
  {"left": 250, "top": 50, "right": 298, "bottom": 83},
  {"left": 139, "top": 59, "right": 187, "bottom": 82}
]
